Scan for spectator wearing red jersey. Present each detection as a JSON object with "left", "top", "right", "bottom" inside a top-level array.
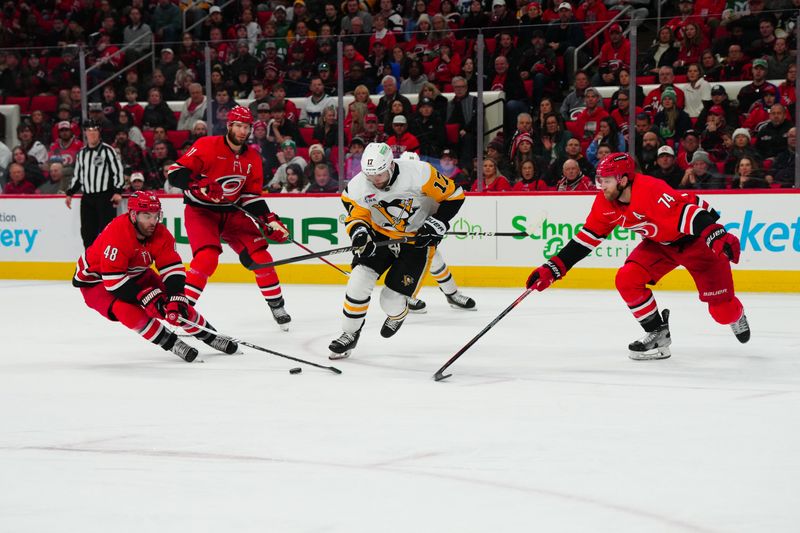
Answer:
[
  {"left": 575, "top": 0, "right": 611, "bottom": 47},
  {"left": 573, "top": 87, "right": 610, "bottom": 142},
  {"left": 598, "top": 24, "right": 630, "bottom": 71},
  {"left": 471, "top": 158, "right": 511, "bottom": 192},
  {"left": 665, "top": 0, "right": 706, "bottom": 41},
  {"left": 674, "top": 22, "right": 708, "bottom": 74},
  {"left": 644, "top": 66, "right": 686, "bottom": 114},
  {"left": 48, "top": 121, "right": 84, "bottom": 172},
  {"left": 1, "top": 163, "right": 36, "bottom": 195},
  {"left": 386, "top": 115, "right": 420, "bottom": 157},
  {"left": 513, "top": 159, "right": 552, "bottom": 191},
  {"left": 556, "top": 159, "right": 594, "bottom": 191}
]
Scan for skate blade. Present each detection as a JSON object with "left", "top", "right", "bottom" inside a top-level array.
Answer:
[
  {"left": 629, "top": 346, "right": 671, "bottom": 360},
  {"left": 329, "top": 350, "right": 351, "bottom": 360},
  {"left": 449, "top": 303, "right": 478, "bottom": 311},
  {"left": 408, "top": 307, "right": 428, "bottom": 314}
]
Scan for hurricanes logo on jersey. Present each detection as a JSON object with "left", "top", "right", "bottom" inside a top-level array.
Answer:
[
  {"left": 373, "top": 198, "right": 417, "bottom": 233},
  {"left": 215, "top": 175, "right": 247, "bottom": 197}
]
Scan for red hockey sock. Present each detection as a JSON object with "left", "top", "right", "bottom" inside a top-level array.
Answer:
[
  {"left": 708, "top": 297, "right": 743, "bottom": 325},
  {"left": 616, "top": 262, "right": 660, "bottom": 325},
  {"left": 112, "top": 299, "right": 166, "bottom": 343},
  {"left": 186, "top": 247, "right": 220, "bottom": 304},
  {"left": 250, "top": 249, "right": 283, "bottom": 305}
]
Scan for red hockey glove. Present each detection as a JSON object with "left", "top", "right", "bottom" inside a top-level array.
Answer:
[
  {"left": 526, "top": 257, "right": 566, "bottom": 291},
  {"left": 260, "top": 212, "right": 290, "bottom": 243},
  {"left": 164, "top": 294, "right": 193, "bottom": 326},
  {"left": 137, "top": 287, "right": 167, "bottom": 319},
  {"left": 701, "top": 223, "right": 740, "bottom": 264},
  {"left": 189, "top": 175, "right": 224, "bottom": 202}
]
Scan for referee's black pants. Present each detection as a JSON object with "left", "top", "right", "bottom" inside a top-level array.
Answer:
[{"left": 80, "top": 192, "right": 117, "bottom": 248}]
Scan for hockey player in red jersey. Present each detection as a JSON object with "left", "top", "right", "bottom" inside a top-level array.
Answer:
[
  {"left": 73, "top": 192, "right": 238, "bottom": 361},
  {"left": 526, "top": 152, "right": 750, "bottom": 360},
  {"left": 166, "top": 106, "right": 292, "bottom": 330}
]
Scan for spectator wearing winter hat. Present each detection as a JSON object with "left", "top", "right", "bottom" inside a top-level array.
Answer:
[
  {"left": 653, "top": 87, "right": 692, "bottom": 141},
  {"left": 679, "top": 150, "right": 725, "bottom": 189},
  {"left": 510, "top": 132, "right": 537, "bottom": 181},
  {"left": 644, "top": 66, "right": 686, "bottom": 114},
  {"left": 651, "top": 145, "right": 684, "bottom": 189},
  {"left": 737, "top": 58, "right": 780, "bottom": 113},
  {"left": 724, "top": 128, "right": 760, "bottom": 174}
]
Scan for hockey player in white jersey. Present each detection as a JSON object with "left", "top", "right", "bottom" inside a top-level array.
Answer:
[
  {"left": 329, "top": 142, "right": 466, "bottom": 360},
  {"left": 398, "top": 151, "right": 476, "bottom": 313}
]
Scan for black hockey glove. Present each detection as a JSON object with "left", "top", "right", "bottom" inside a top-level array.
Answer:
[
  {"left": 415, "top": 216, "right": 448, "bottom": 248},
  {"left": 351, "top": 225, "right": 376, "bottom": 258}
]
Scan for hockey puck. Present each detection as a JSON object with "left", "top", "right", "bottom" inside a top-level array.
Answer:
[{"left": 289, "top": 367, "right": 302, "bottom": 374}]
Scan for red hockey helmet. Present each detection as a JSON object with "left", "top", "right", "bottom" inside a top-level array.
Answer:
[
  {"left": 595, "top": 152, "right": 635, "bottom": 184},
  {"left": 128, "top": 191, "right": 162, "bottom": 214},
  {"left": 227, "top": 105, "right": 253, "bottom": 125}
]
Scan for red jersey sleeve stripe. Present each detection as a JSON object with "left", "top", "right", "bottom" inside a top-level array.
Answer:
[
  {"left": 575, "top": 228, "right": 604, "bottom": 249},
  {"left": 103, "top": 274, "right": 131, "bottom": 291},
  {"left": 679, "top": 204, "right": 701, "bottom": 235},
  {"left": 159, "top": 262, "right": 184, "bottom": 276}
]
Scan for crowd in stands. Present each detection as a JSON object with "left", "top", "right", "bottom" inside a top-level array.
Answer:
[{"left": 0, "top": 0, "right": 797, "bottom": 196}]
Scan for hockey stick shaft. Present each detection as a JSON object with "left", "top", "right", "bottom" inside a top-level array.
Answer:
[
  {"left": 433, "top": 288, "right": 533, "bottom": 382},
  {"left": 230, "top": 203, "right": 350, "bottom": 277},
  {"left": 242, "top": 237, "right": 409, "bottom": 270},
  {"left": 446, "top": 231, "right": 529, "bottom": 237},
  {"left": 178, "top": 318, "right": 342, "bottom": 374}
]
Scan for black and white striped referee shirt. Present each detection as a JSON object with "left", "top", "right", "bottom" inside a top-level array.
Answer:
[{"left": 66, "top": 142, "right": 125, "bottom": 196}]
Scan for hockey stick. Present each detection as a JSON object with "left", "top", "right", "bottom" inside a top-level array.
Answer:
[
  {"left": 178, "top": 317, "right": 342, "bottom": 374},
  {"left": 446, "top": 231, "right": 529, "bottom": 237},
  {"left": 241, "top": 237, "right": 410, "bottom": 270},
  {"left": 433, "top": 288, "right": 533, "bottom": 382},
  {"left": 229, "top": 203, "right": 351, "bottom": 277}
]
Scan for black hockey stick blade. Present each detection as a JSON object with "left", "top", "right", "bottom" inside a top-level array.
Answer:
[
  {"left": 178, "top": 318, "right": 342, "bottom": 374},
  {"left": 432, "top": 288, "right": 533, "bottom": 381},
  {"left": 446, "top": 231, "right": 528, "bottom": 237},
  {"left": 243, "top": 237, "right": 409, "bottom": 270}
]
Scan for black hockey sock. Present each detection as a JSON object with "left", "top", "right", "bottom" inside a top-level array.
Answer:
[
  {"left": 156, "top": 331, "right": 178, "bottom": 351},
  {"left": 640, "top": 312, "right": 664, "bottom": 333},
  {"left": 268, "top": 297, "right": 285, "bottom": 309}
]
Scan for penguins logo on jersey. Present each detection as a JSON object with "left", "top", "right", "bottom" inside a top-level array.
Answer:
[
  {"left": 401, "top": 274, "right": 415, "bottom": 287},
  {"left": 373, "top": 198, "right": 417, "bottom": 232}
]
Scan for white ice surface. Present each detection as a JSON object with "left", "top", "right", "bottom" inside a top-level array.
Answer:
[{"left": 1, "top": 280, "right": 799, "bottom": 533}]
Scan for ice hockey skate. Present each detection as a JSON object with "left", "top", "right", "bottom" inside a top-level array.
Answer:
[
  {"left": 329, "top": 329, "right": 361, "bottom": 360},
  {"left": 443, "top": 289, "right": 477, "bottom": 310},
  {"left": 407, "top": 297, "right": 427, "bottom": 313},
  {"left": 628, "top": 310, "right": 672, "bottom": 360},
  {"left": 380, "top": 314, "right": 407, "bottom": 338},
  {"left": 202, "top": 333, "right": 239, "bottom": 354},
  {"left": 269, "top": 299, "right": 291, "bottom": 331},
  {"left": 730, "top": 313, "right": 751, "bottom": 343},
  {"left": 170, "top": 338, "right": 199, "bottom": 362}
]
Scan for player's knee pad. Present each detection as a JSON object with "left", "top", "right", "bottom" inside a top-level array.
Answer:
[
  {"left": 708, "top": 297, "right": 743, "bottom": 325},
  {"left": 380, "top": 286, "right": 407, "bottom": 316},
  {"left": 615, "top": 261, "right": 652, "bottom": 300},
  {"left": 190, "top": 246, "right": 220, "bottom": 279},
  {"left": 347, "top": 265, "right": 379, "bottom": 301}
]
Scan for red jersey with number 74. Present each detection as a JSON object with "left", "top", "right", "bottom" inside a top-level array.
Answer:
[
  {"left": 574, "top": 173, "right": 714, "bottom": 249},
  {"left": 172, "top": 135, "right": 264, "bottom": 209}
]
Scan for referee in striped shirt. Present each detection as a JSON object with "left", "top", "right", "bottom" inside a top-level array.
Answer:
[{"left": 65, "top": 120, "right": 125, "bottom": 248}]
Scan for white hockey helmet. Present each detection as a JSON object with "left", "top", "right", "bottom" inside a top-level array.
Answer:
[
  {"left": 399, "top": 151, "right": 420, "bottom": 161},
  {"left": 362, "top": 142, "right": 394, "bottom": 176}
]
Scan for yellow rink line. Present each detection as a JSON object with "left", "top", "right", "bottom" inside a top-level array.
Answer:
[{"left": 2, "top": 262, "right": 798, "bottom": 293}]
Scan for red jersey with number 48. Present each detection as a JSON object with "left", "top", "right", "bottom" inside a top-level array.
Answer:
[
  {"left": 73, "top": 214, "right": 185, "bottom": 294},
  {"left": 172, "top": 135, "right": 264, "bottom": 210},
  {"left": 574, "top": 173, "right": 713, "bottom": 249}
]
